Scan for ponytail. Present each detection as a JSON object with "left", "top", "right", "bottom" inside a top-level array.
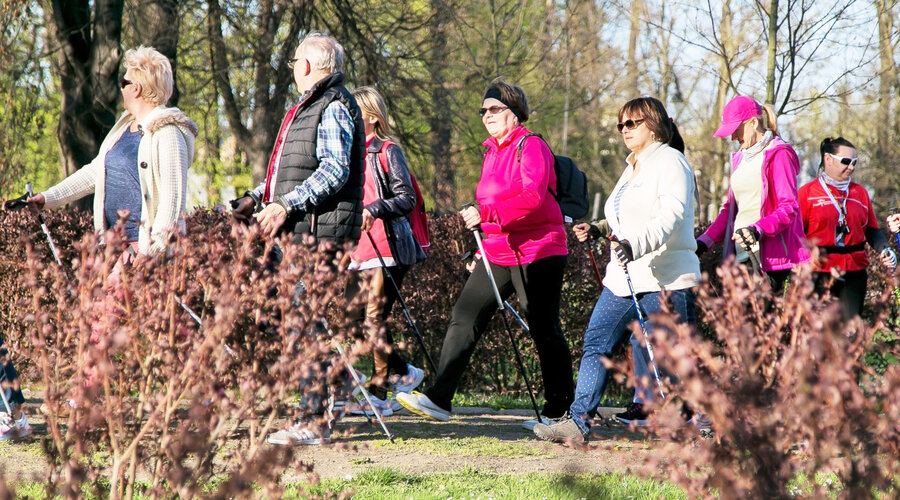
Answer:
[
  {"left": 668, "top": 120, "right": 685, "bottom": 153},
  {"left": 760, "top": 104, "right": 778, "bottom": 136}
]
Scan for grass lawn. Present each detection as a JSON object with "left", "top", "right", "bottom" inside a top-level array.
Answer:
[{"left": 297, "top": 466, "right": 685, "bottom": 500}]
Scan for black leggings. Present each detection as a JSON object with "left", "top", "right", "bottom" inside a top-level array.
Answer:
[
  {"left": 814, "top": 270, "right": 867, "bottom": 319},
  {"left": 424, "top": 254, "right": 574, "bottom": 416}
]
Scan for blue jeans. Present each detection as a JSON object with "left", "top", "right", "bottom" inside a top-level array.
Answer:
[{"left": 569, "top": 287, "right": 695, "bottom": 434}]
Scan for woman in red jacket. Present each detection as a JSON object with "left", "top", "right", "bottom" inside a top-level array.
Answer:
[
  {"left": 398, "top": 79, "right": 574, "bottom": 424},
  {"left": 345, "top": 87, "right": 426, "bottom": 416},
  {"left": 799, "top": 136, "right": 896, "bottom": 319}
]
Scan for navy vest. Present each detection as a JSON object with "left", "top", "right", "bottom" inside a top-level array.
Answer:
[{"left": 274, "top": 72, "right": 364, "bottom": 244}]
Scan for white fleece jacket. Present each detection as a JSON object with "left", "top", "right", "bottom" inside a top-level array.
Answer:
[
  {"left": 43, "top": 106, "right": 198, "bottom": 256},
  {"left": 603, "top": 141, "right": 701, "bottom": 296}
]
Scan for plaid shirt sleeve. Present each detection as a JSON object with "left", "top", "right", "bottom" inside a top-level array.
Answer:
[{"left": 277, "top": 100, "right": 354, "bottom": 213}]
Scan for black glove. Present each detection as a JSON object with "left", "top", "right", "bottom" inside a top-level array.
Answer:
[
  {"left": 587, "top": 219, "right": 611, "bottom": 240},
  {"left": 230, "top": 196, "right": 257, "bottom": 222},
  {"left": 734, "top": 226, "right": 759, "bottom": 248},
  {"left": 695, "top": 240, "right": 708, "bottom": 257},
  {"left": 3, "top": 192, "right": 28, "bottom": 211},
  {"left": 612, "top": 238, "right": 634, "bottom": 265}
]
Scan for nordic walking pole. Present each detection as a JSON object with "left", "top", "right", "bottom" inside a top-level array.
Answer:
[
  {"left": 364, "top": 231, "right": 437, "bottom": 375},
  {"left": 735, "top": 228, "right": 764, "bottom": 277},
  {"left": 610, "top": 238, "right": 666, "bottom": 400},
  {"left": 328, "top": 332, "right": 394, "bottom": 442},
  {"left": 466, "top": 216, "right": 541, "bottom": 421},
  {"left": 25, "top": 183, "right": 64, "bottom": 269},
  {"left": 0, "top": 371, "right": 15, "bottom": 415}
]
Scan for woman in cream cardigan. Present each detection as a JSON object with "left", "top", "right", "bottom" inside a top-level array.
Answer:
[
  {"left": 28, "top": 46, "right": 197, "bottom": 257},
  {"left": 534, "top": 96, "right": 700, "bottom": 443}
]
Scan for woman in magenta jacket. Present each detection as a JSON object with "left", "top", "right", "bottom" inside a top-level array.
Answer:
[
  {"left": 398, "top": 79, "right": 574, "bottom": 424},
  {"left": 697, "top": 96, "right": 809, "bottom": 290}
]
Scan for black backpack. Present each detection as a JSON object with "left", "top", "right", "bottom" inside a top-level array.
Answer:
[{"left": 516, "top": 133, "right": 589, "bottom": 220}]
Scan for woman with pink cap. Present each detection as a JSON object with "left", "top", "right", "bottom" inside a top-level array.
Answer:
[{"left": 696, "top": 96, "right": 809, "bottom": 290}]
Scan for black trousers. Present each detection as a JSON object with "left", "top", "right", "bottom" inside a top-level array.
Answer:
[
  {"left": 424, "top": 254, "right": 574, "bottom": 416},
  {"left": 814, "top": 269, "right": 867, "bottom": 319}
]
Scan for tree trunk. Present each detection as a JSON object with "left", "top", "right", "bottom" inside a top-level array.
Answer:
[
  {"left": 49, "top": 0, "right": 125, "bottom": 211},
  {"left": 625, "top": 0, "right": 642, "bottom": 94},
  {"left": 764, "top": 0, "right": 778, "bottom": 106},
  {"left": 133, "top": 0, "right": 180, "bottom": 106},
  {"left": 428, "top": 0, "right": 456, "bottom": 213},
  {"left": 875, "top": 0, "right": 898, "bottom": 200}
]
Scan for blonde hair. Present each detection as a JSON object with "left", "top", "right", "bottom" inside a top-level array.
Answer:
[
  {"left": 123, "top": 46, "right": 173, "bottom": 105},
  {"left": 298, "top": 32, "right": 344, "bottom": 73},
  {"left": 755, "top": 103, "right": 778, "bottom": 136},
  {"left": 351, "top": 86, "right": 398, "bottom": 143}
]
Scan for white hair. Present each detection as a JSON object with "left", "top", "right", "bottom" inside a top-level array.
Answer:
[{"left": 298, "top": 32, "right": 344, "bottom": 73}]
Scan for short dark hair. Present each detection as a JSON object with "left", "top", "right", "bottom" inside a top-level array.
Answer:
[
  {"left": 483, "top": 78, "right": 529, "bottom": 123},
  {"left": 618, "top": 96, "right": 684, "bottom": 153},
  {"left": 819, "top": 136, "right": 856, "bottom": 169}
]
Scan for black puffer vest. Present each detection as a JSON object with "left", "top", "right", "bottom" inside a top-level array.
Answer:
[{"left": 274, "top": 72, "right": 364, "bottom": 243}]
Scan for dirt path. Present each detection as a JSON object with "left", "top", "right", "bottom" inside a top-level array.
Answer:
[
  {"left": 1, "top": 393, "right": 660, "bottom": 483},
  {"left": 286, "top": 407, "right": 657, "bottom": 482}
]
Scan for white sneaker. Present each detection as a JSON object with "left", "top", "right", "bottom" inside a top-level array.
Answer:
[
  {"left": 266, "top": 423, "right": 332, "bottom": 446},
  {"left": 348, "top": 369, "right": 368, "bottom": 397},
  {"left": 0, "top": 413, "right": 15, "bottom": 442},
  {"left": 393, "top": 364, "right": 425, "bottom": 394},
  {"left": 15, "top": 414, "right": 31, "bottom": 438},
  {"left": 395, "top": 392, "right": 450, "bottom": 422},
  {"left": 348, "top": 395, "right": 393, "bottom": 417}
]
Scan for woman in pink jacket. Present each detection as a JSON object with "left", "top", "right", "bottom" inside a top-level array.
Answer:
[
  {"left": 398, "top": 79, "right": 574, "bottom": 424},
  {"left": 697, "top": 96, "right": 809, "bottom": 290}
]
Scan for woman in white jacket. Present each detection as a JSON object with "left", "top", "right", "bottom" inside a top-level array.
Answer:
[
  {"left": 534, "top": 96, "right": 700, "bottom": 443},
  {"left": 26, "top": 47, "right": 197, "bottom": 406}
]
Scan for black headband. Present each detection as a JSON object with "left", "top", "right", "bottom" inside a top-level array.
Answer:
[{"left": 483, "top": 87, "right": 524, "bottom": 121}]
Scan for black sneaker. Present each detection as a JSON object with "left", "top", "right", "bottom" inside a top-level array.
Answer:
[{"left": 614, "top": 403, "right": 650, "bottom": 426}]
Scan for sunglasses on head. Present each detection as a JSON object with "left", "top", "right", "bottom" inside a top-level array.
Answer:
[
  {"left": 479, "top": 105, "right": 508, "bottom": 117},
  {"left": 827, "top": 152, "right": 858, "bottom": 166},
  {"left": 616, "top": 118, "right": 645, "bottom": 133}
]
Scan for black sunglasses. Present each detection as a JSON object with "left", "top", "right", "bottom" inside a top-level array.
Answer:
[
  {"left": 616, "top": 118, "right": 645, "bottom": 133},
  {"left": 120, "top": 77, "right": 134, "bottom": 89},
  {"left": 479, "top": 105, "right": 509, "bottom": 117}
]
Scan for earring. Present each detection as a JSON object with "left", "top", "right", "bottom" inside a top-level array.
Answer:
[{"left": 651, "top": 131, "right": 657, "bottom": 142}]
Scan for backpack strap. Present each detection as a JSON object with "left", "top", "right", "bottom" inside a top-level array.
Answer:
[
  {"left": 515, "top": 133, "right": 543, "bottom": 163},
  {"left": 515, "top": 132, "right": 558, "bottom": 199},
  {"left": 376, "top": 140, "right": 393, "bottom": 173}
]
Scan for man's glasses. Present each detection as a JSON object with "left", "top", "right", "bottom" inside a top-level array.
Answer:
[
  {"left": 120, "top": 77, "right": 134, "bottom": 89},
  {"left": 479, "top": 106, "right": 508, "bottom": 117},
  {"left": 616, "top": 119, "right": 645, "bottom": 133},
  {"left": 827, "top": 152, "right": 858, "bottom": 166}
]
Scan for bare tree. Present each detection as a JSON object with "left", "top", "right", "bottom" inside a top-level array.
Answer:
[{"left": 206, "top": 0, "right": 308, "bottom": 185}]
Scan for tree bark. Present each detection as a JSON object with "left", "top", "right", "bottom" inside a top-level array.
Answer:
[
  {"left": 50, "top": 0, "right": 124, "bottom": 184},
  {"left": 428, "top": 0, "right": 456, "bottom": 213},
  {"left": 133, "top": 0, "right": 180, "bottom": 106},
  {"left": 625, "top": 0, "right": 642, "bottom": 94},
  {"left": 764, "top": 0, "right": 778, "bottom": 106}
]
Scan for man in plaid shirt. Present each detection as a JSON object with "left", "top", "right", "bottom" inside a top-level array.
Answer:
[{"left": 234, "top": 32, "right": 365, "bottom": 246}]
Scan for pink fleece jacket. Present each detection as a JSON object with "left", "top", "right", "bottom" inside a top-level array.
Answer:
[
  {"left": 698, "top": 137, "right": 810, "bottom": 271},
  {"left": 477, "top": 125, "right": 568, "bottom": 266}
]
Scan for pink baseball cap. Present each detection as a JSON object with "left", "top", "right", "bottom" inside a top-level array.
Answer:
[{"left": 713, "top": 96, "right": 762, "bottom": 137}]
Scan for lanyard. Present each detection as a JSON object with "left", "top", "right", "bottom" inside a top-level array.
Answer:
[{"left": 818, "top": 176, "right": 848, "bottom": 225}]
